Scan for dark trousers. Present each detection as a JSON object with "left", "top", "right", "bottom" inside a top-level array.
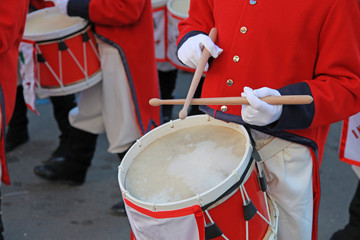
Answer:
[
  {"left": 7, "top": 85, "right": 76, "bottom": 156},
  {"left": 7, "top": 85, "right": 28, "bottom": 138},
  {"left": 159, "top": 69, "right": 177, "bottom": 122},
  {"left": 65, "top": 127, "right": 98, "bottom": 169},
  {"left": 158, "top": 70, "right": 205, "bottom": 122},
  {"left": 49, "top": 94, "right": 76, "bottom": 156},
  {"left": 346, "top": 180, "right": 360, "bottom": 236}
]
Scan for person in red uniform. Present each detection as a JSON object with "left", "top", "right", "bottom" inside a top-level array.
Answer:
[
  {"left": 33, "top": 0, "right": 161, "bottom": 215},
  {"left": 0, "top": 1, "right": 30, "bottom": 238},
  {"left": 6, "top": 0, "right": 77, "bottom": 168},
  {"left": 176, "top": 0, "right": 360, "bottom": 239}
]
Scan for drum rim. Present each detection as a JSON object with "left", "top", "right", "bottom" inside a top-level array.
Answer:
[
  {"left": 35, "top": 70, "right": 102, "bottom": 98},
  {"left": 167, "top": 0, "right": 189, "bottom": 19},
  {"left": 23, "top": 7, "right": 88, "bottom": 42},
  {"left": 118, "top": 114, "right": 253, "bottom": 212}
]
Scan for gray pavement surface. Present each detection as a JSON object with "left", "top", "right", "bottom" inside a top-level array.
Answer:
[{"left": 2, "top": 70, "right": 359, "bottom": 240}]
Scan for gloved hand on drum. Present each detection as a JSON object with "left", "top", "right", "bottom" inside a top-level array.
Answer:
[
  {"left": 177, "top": 33, "right": 223, "bottom": 71},
  {"left": 45, "top": 0, "right": 69, "bottom": 15},
  {"left": 241, "top": 87, "right": 283, "bottom": 126}
]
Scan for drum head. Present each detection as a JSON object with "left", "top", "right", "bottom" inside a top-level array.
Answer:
[
  {"left": 23, "top": 7, "right": 88, "bottom": 42},
  {"left": 119, "top": 115, "right": 253, "bottom": 211}
]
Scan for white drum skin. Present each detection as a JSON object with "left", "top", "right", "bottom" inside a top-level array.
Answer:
[{"left": 119, "top": 115, "right": 253, "bottom": 211}]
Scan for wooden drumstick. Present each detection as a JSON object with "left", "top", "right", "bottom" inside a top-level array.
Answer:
[
  {"left": 178, "top": 28, "right": 218, "bottom": 120},
  {"left": 150, "top": 95, "right": 313, "bottom": 106}
]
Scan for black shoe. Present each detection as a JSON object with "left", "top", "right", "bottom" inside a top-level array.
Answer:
[
  {"left": 42, "top": 155, "right": 66, "bottom": 165},
  {"left": 33, "top": 162, "right": 86, "bottom": 186},
  {"left": 109, "top": 201, "right": 127, "bottom": 216},
  {"left": 5, "top": 131, "right": 29, "bottom": 152},
  {"left": 42, "top": 143, "right": 69, "bottom": 165}
]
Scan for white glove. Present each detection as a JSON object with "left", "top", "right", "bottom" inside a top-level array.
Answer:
[
  {"left": 241, "top": 87, "right": 283, "bottom": 126},
  {"left": 46, "top": 0, "right": 69, "bottom": 15},
  {"left": 178, "top": 34, "right": 223, "bottom": 71}
]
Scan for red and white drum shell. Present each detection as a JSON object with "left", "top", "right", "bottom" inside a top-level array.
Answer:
[
  {"left": 166, "top": 0, "right": 193, "bottom": 72},
  {"left": 22, "top": 7, "right": 102, "bottom": 97},
  {"left": 119, "top": 115, "right": 279, "bottom": 240},
  {"left": 152, "top": 0, "right": 168, "bottom": 62}
]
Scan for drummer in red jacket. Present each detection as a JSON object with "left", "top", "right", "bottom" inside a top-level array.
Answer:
[
  {"left": 33, "top": 0, "right": 161, "bottom": 215},
  {"left": 177, "top": 0, "right": 360, "bottom": 239}
]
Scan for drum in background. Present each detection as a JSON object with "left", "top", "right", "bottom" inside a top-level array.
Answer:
[
  {"left": 119, "top": 115, "right": 279, "bottom": 240},
  {"left": 22, "top": 7, "right": 102, "bottom": 98},
  {"left": 167, "top": 0, "right": 193, "bottom": 72},
  {"left": 152, "top": 0, "right": 168, "bottom": 62}
]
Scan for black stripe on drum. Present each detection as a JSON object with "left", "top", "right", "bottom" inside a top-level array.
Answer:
[{"left": 201, "top": 156, "right": 255, "bottom": 211}]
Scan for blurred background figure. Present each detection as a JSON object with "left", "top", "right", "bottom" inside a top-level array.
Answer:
[
  {"left": 152, "top": 0, "right": 202, "bottom": 122},
  {"left": 32, "top": 0, "right": 161, "bottom": 216},
  {"left": 331, "top": 172, "right": 360, "bottom": 240},
  {"left": 331, "top": 112, "right": 360, "bottom": 240},
  {"left": 6, "top": 0, "right": 77, "bottom": 167},
  {"left": 0, "top": 0, "right": 30, "bottom": 238}
]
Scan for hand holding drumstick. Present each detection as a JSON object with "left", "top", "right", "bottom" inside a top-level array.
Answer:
[
  {"left": 177, "top": 28, "right": 222, "bottom": 119},
  {"left": 151, "top": 27, "right": 313, "bottom": 124}
]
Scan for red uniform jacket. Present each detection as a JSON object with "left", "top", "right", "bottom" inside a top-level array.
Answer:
[
  {"left": 67, "top": 0, "right": 161, "bottom": 134},
  {"left": 0, "top": 1, "right": 30, "bottom": 184},
  {"left": 177, "top": 0, "right": 360, "bottom": 239}
]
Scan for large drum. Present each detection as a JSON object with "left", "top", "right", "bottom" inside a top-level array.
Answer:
[
  {"left": 118, "top": 115, "right": 279, "bottom": 240},
  {"left": 22, "top": 7, "right": 102, "bottom": 97},
  {"left": 152, "top": 0, "right": 168, "bottom": 62},
  {"left": 166, "top": 0, "right": 193, "bottom": 72}
]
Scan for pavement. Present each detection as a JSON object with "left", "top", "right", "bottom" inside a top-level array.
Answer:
[{"left": 2, "top": 70, "right": 359, "bottom": 240}]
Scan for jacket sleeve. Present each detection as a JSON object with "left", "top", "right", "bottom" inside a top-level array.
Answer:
[
  {"left": 275, "top": 0, "right": 360, "bottom": 130},
  {"left": 177, "top": 0, "right": 214, "bottom": 46},
  {"left": 67, "top": 0, "right": 146, "bottom": 26},
  {"left": 0, "top": 2, "right": 29, "bottom": 54}
]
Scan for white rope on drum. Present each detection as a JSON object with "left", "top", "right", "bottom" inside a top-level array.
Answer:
[
  {"left": 204, "top": 210, "right": 229, "bottom": 240},
  {"left": 65, "top": 46, "right": 87, "bottom": 77},
  {"left": 239, "top": 185, "right": 249, "bottom": 240},
  {"left": 58, "top": 45, "right": 64, "bottom": 89},
  {"left": 82, "top": 37, "right": 89, "bottom": 83},
  {"left": 88, "top": 36, "right": 100, "bottom": 60},
  {"left": 35, "top": 44, "right": 62, "bottom": 87}
]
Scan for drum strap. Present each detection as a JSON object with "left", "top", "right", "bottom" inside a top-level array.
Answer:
[
  {"left": 201, "top": 157, "right": 254, "bottom": 212},
  {"left": 257, "top": 137, "right": 292, "bottom": 162}
]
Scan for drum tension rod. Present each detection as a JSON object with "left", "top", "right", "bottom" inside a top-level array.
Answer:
[
  {"left": 256, "top": 163, "right": 268, "bottom": 192},
  {"left": 82, "top": 32, "right": 90, "bottom": 42},
  {"left": 257, "top": 173, "right": 268, "bottom": 192},
  {"left": 243, "top": 199, "right": 257, "bottom": 221},
  {"left": 37, "top": 53, "right": 46, "bottom": 63},
  {"left": 58, "top": 40, "right": 68, "bottom": 51},
  {"left": 205, "top": 222, "right": 223, "bottom": 240}
]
